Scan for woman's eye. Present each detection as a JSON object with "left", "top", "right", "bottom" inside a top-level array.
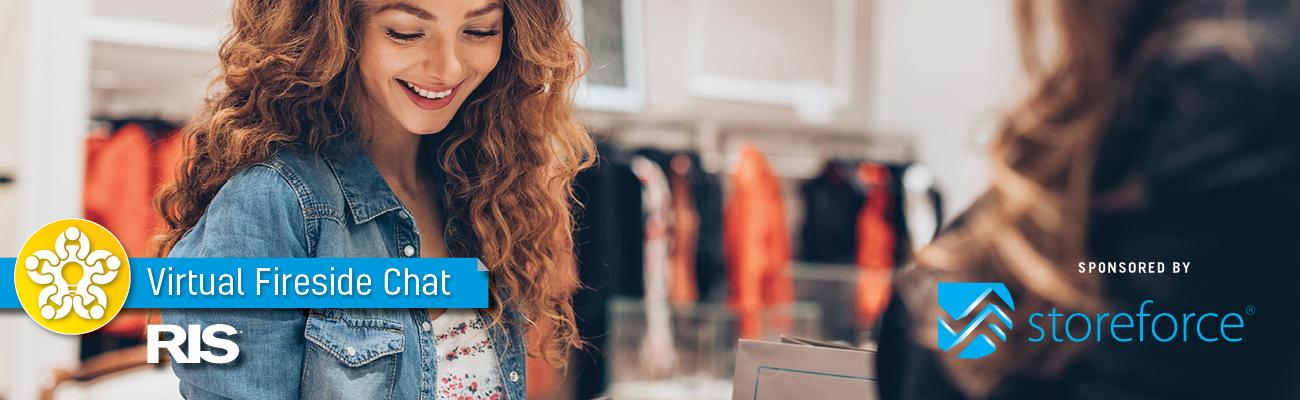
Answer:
[
  {"left": 385, "top": 29, "right": 425, "bottom": 43},
  {"left": 464, "top": 29, "right": 501, "bottom": 41}
]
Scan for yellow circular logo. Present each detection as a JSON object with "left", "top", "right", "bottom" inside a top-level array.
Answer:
[{"left": 14, "top": 219, "right": 131, "bottom": 335}]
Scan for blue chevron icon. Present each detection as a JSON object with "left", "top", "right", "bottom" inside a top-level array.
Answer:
[{"left": 937, "top": 282, "right": 1015, "bottom": 359}]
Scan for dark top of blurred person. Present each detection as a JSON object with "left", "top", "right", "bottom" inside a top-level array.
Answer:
[{"left": 877, "top": 0, "right": 1300, "bottom": 398}]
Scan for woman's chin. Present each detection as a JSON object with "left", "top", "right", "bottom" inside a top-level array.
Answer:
[{"left": 400, "top": 119, "right": 453, "bottom": 135}]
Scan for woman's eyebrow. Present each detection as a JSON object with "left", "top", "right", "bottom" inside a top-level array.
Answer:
[
  {"left": 465, "top": 2, "right": 503, "bottom": 19},
  {"left": 374, "top": 2, "right": 434, "bottom": 20}
]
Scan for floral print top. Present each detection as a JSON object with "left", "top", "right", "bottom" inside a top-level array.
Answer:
[{"left": 433, "top": 309, "right": 506, "bottom": 400}]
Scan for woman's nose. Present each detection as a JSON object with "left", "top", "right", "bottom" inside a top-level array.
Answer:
[{"left": 422, "top": 36, "right": 464, "bottom": 83}]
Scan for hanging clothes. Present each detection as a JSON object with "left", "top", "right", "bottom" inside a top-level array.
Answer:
[
  {"left": 795, "top": 160, "right": 865, "bottom": 342},
  {"left": 687, "top": 155, "right": 726, "bottom": 303},
  {"left": 886, "top": 164, "right": 911, "bottom": 265},
  {"left": 799, "top": 160, "right": 867, "bottom": 264},
  {"left": 724, "top": 145, "right": 794, "bottom": 339},
  {"left": 631, "top": 155, "right": 678, "bottom": 376},
  {"left": 667, "top": 155, "right": 700, "bottom": 304},
  {"left": 152, "top": 128, "right": 185, "bottom": 195},
  {"left": 82, "top": 121, "right": 184, "bottom": 357},
  {"left": 634, "top": 148, "right": 702, "bottom": 305},
  {"left": 84, "top": 123, "right": 156, "bottom": 257},
  {"left": 84, "top": 122, "right": 184, "bottom": 257},
  {"left": 855, "top": 163, "right": 894, "bottom": 327},
  {"left": 571, "top": 143, "right": 644, "bottom": 400}
]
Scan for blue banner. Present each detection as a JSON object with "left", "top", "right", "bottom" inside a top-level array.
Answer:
[{"left": 0, "top": 258, "right": 489, "bottom": 309}]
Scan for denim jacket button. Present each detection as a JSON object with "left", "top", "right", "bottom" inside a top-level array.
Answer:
[
  {"left": 420, "top": 321, "right": 431, "bottom": 332},
  {"left": 398, "top": 210, "right": 410, "bottom": 220},
  {"left": 509, "top": 370, "right": 519, "bottom": 382},
  {"left": 403, "top": 245, "right": 416, "bottom": 257},
  {"left": 345, "top": 346, "right": 357, "bottom": 356}
]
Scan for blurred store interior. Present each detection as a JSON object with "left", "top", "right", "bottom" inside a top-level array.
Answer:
[{"left": 0, "top": 0, "right": 1023, "bottom": 398}]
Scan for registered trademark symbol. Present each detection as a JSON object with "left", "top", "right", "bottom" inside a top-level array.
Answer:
[{"left": 1246, "top": 305, "right": 1256, "bottom": 315}]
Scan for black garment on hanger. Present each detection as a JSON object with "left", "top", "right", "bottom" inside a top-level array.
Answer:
[
  {"left": 572, "top": 142, "right": 645, "bottom": 400},
  {"left": 688, "top": 155, "right": 726, "bottom": 302},
  {"left": 798, "top": 160, "right": 866, "bottom": 264},
  {"left": 99, "top": 116, "right": 179, "bottom": 141}
]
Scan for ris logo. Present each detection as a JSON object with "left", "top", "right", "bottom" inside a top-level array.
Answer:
[{"left": 147, "top": 324, "right": 241, "bottom": 364}]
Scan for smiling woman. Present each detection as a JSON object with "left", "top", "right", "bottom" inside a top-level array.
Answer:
[
  {"left": 154, "top": 0, "right": 592, "bottom": 398},
  {"left": 355, "top": 0, "right": 505, "bottom": 132}
]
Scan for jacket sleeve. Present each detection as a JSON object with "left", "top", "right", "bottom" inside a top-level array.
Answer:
[{"left": 162, "top": 165, "right": 309, "bottom": 400}]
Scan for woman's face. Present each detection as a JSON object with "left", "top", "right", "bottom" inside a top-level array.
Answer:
[{"left": 357, "top": 0, "right": 505, "bottom": 135}]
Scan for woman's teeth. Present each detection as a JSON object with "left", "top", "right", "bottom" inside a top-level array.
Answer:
[{"left": 405, "top": 81, "right": 452, "bottom": 100}]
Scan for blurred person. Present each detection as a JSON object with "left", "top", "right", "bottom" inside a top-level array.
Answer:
[
  {"left": 878, "top": 0, "right": 1300, "bottom": 398},
  {"left": 154, "top": 0, "right": 593, "bottom": 398}
]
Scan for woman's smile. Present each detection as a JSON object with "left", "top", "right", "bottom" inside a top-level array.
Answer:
[{"left": 396, "top": 78, "right": 460, "bottom": 111}]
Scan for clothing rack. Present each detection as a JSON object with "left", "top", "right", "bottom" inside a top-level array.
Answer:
[
  {"left": 89, "top": 116, "right": 184, "bottom": 140},
  {"left": 714, "top": 122, "right": 914, "bottom": 180},
  {"left": 590, "top": 117, "right": 917, "bottom": 179}
]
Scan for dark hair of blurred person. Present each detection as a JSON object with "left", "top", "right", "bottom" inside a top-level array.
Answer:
[{"left": 878, "top": 0, "right": 1300, "bottom": 398}]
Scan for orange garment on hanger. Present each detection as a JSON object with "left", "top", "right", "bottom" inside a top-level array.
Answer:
[
  {"left": 724, "top": 145, "right": 793, "bottom": 338},
  {"left": 855, "top": 163, "right": 894, "bottom": 327},
  {"left": 84, "top": 124, "right": 155, "bottom": 257},
  {"left": 668, "top": 155, "right": 699, "bottom": 305},
  {"left": 151, "top": 128, "right": 184, "bottom": 197},
  {"left": 84, "top": 124, "right": 185, "bottom": 257},
  {"left": 84, "top": 124, "right": 185, "bottom": 338}
]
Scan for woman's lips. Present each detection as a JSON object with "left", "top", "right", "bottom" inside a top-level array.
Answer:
[{"left": 397, "top": 78, "right": 458, "bottom": 111}]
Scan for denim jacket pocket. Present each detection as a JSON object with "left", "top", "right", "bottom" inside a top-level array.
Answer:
[{"left": 301, "top": 309, "right": 405, "bottom": 400}]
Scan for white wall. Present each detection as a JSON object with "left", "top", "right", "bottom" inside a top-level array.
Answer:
[
  {"left": 0, "top": 2, "right": 23, "bottom": 393},
  {"left": 3, "top": 1, "right": 91, "bottom": 399},
  {"left": 0, "top": 0, "right": 25, "bottom": 256},
  {"left": 634, "top": 0, "right": 871, "bottom": 123},
  {"left": 864, "top": 0, "right": 1024, "bottom": 214}
]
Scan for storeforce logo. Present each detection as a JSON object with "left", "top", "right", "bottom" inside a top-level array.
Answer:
[
  {"left": 936, "top": 282, "right": 1015, "bottom": 359},
  {"left": 14, "top": 219, "right": 131, "bottom": 335},
  {"left": 938, "top": 281, "right": 1251, "bottom": 360}
]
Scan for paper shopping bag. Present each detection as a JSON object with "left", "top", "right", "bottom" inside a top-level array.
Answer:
[{"left": 731, "top": 337, "right": 877, "bottom": 400}]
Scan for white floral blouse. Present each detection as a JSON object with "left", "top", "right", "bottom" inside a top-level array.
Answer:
[{"left": 433, "top": 309, "right": 506, "bottom": 400}]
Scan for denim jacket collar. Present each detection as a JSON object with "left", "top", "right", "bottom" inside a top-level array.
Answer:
[
  {"left": 321, "top": 135, "right": 478, "bottom": 258},
  {"left": 322, "top": 149, "right": 407, "bottom": 224}
]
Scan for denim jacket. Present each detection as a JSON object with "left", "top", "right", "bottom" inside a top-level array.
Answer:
[{"left": 162, "top": 142, "right": 526, "bottom": 400}]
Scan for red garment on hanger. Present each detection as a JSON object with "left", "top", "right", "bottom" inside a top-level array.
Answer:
[
  {"left": 84, "top": 124, "right": 184, "bottom": 257},
  {"left": 84, "top": 124, "right": 155, "bottom": 257},
  {"left": 724, "top": 145, "right": 793, "bottom": 338},
  {"left": 84, "top": 124, "right": 184, "bottom": 337},
  {"left": 855, "top": 163, "right": 894, "bottom": 327}
]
